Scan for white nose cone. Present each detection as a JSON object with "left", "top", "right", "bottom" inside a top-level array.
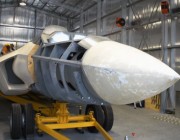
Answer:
[{"left": 82, "top": 41, "right": 180, "bottom": 105}]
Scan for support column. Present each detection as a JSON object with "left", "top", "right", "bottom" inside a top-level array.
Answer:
[
  {"left": 160, "top": 15, "right": 169, "bottom": 113},
  {"left": 128, "top": 2, "right": 133, "bottom": 46},
  {"left": 0, "top": 6, "right": 1, "bottom": 24},
  {"left": 96, "top": 0, "right": 102, "bottom": 35},
  {"left": 80, "top": 11, "right": 84, "bottom": 33},
  {"left": 34, "top": 9, "right": 37, "bottom": 39},
  {"left": 121, "top": 1, "right": 127, "bottom": 44},
  {"left": 169, "top": 0, "right": 177, "bottom": 112},
  {"left": 13, "top": 7, "right": 16, "bottom": 48},
  {"left": 102, "top": 0, "right": 107, "bottom": 35}
]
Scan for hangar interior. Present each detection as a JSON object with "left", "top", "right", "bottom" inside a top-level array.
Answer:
[{"left": 0, "top": 0, "right": 180, "bottom": 140}]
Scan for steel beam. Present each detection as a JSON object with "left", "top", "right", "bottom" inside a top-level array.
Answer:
[
  {"left": 41, "top": 2, "right": 48, "bottom": 9},
  {"left": 121, "top": 1, "right": 128, "bottom": 44},
  {"left": 34, "top": 9, "right": 37, "bottom": 38},
  {"left": 71, "top": 3, "right": 97, "bottom": 19},
  {"left": 26, "top": 5, "right": 68, "bottom": 20},
  {"left": 0, "top": 23, "right": 44, "bottom": 30},
  {"left": 72, "top": 19, "right": 96, "bottom": 32},
  {"left": 80, "top": 12, "right": 84, "bottom": 33},
  {"left": 0, "top": 3, "right": 18, "bottom": 8},
  {"left": 169, "top": 0, "right": 177, "bottom": 112},
  {"left": 30, "top": 0, "right": 36, "bottom": 6},
  {"left": 128, "top": 0, "right": 133, "bottom": 46},
  {"left": 48, "top": 1, "right": 81, "bottom": 13},
  {"left": 52, "top": 6, "right": 59, "bottom": 13},
  {"left": 0, "top": 5, "right": 1, "bottom": 24},
  {"left": 96, "top": 0, "right": 102, "bottom": 35},
  {"left": 0, "top": 39, "right": 28, "bottom": 43},
  {"left": 13, "top": 7, "right": 16, "bottom": 25},
  {"left": 142, "top": 45, "right": 180, "bottom": 52},
  {"left": 160, "top": 15, "right": 169, "bottom": 113}
]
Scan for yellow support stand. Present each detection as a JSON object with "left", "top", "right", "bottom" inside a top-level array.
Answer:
[
  {"left": 36, "top": 103, "right": 113, "bottom": 140},
  {"left": 0, "top": 93, "right": 113, "bottom": 140}
]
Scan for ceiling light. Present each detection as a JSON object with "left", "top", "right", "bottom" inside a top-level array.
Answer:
[{"left": 19, "top": 0, "right": 26, "bottom": 6}]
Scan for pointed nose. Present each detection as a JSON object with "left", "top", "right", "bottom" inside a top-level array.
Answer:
[{"left": 82, "top": 41, "right": 180, "bottom": 105}]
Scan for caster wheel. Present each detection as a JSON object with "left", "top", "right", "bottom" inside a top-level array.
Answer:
[
  {"left": 85, "top": 105, "right": 105, "bottom": 133},
  {"left": 101, "top": 105, "right": 114, "bottom": 131}
]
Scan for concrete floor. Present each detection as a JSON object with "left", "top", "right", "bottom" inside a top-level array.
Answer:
[{"left": 0, "top": 97, "right": 180, "bottom": 140}]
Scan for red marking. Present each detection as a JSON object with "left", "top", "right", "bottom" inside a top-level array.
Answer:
[{"left": 132, "top": 132, "right": 136, "bottom": 136}]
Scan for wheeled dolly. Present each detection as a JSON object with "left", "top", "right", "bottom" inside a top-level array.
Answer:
[{"left": 0, "top": 93, "right": 114, "bottom": 140}]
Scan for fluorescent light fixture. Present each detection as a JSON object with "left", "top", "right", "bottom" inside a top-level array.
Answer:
[{"left": 19, "top": 0, "right": 26, "bottom": 6}]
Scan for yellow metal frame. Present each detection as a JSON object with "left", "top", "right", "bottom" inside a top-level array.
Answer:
[
  {"left": 0, "top": 93, "right": 53, "bottom": 116},
  {"left": 0, "top": 93, "right": 113, "bottom": 140}
]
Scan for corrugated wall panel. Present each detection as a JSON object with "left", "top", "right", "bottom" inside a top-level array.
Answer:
[
  {"left": 0, "top": 7, "right": 67, "bottom": 48},
  {"left": 72, "top": 18, "right": 80, "bottom": 30},
  {"left": 129, "top": 21, "right": 162, "bottom": 49},
  {"left": 174, "top": 0, "right": 180, "bottom": 8},
  {"left": 13, "top": 28, "right": 34, "bottom": 42},
  {"left": 84, "top": 5, "right": 97, "bottom": 24},
  {"left": 107, "top": 32, "right": 122, "bottom": 42},
  {"left": 102, "top": 11, "right": 122, "bottom": 35},
  {"left": 58, "top": 19, "right": 68, "bottom": 28},
  {"left": 36, "top": 12, "right": 46, "bottom": 28},
  {"left": 14, "top": 7, "right": 35, "bottom": 27},
  {"left": 0, "top": 26, "right": 34, "bottom": 42},
  {"left": 35, "top": 29, "right": 43, "bottom": 39},
  {"left": 131, "top": 0, "right": 161, "bottom": 24},
  {"left": 0, "top": 8, "right": 14, "bottom": 25},
  {"left": 0, "top": 26, "right": 14, "bottom": 40},
  {"left": 84, "top": 22, "right": 96, "bottom": 35},
  {"left": 102, "top": 0, "right": 123, "bottom": 16},
  {"left": 148, "top": 50, "right": 162, "bottom": 60}
]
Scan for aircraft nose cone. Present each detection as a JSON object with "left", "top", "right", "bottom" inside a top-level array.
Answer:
[{"left": 82, "top": 41, "right": 180, "bottom": 105}]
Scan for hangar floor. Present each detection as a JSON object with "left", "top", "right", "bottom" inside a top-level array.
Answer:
[{"left": 0, "top": 97, "right": 179, "bottom": 140}]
